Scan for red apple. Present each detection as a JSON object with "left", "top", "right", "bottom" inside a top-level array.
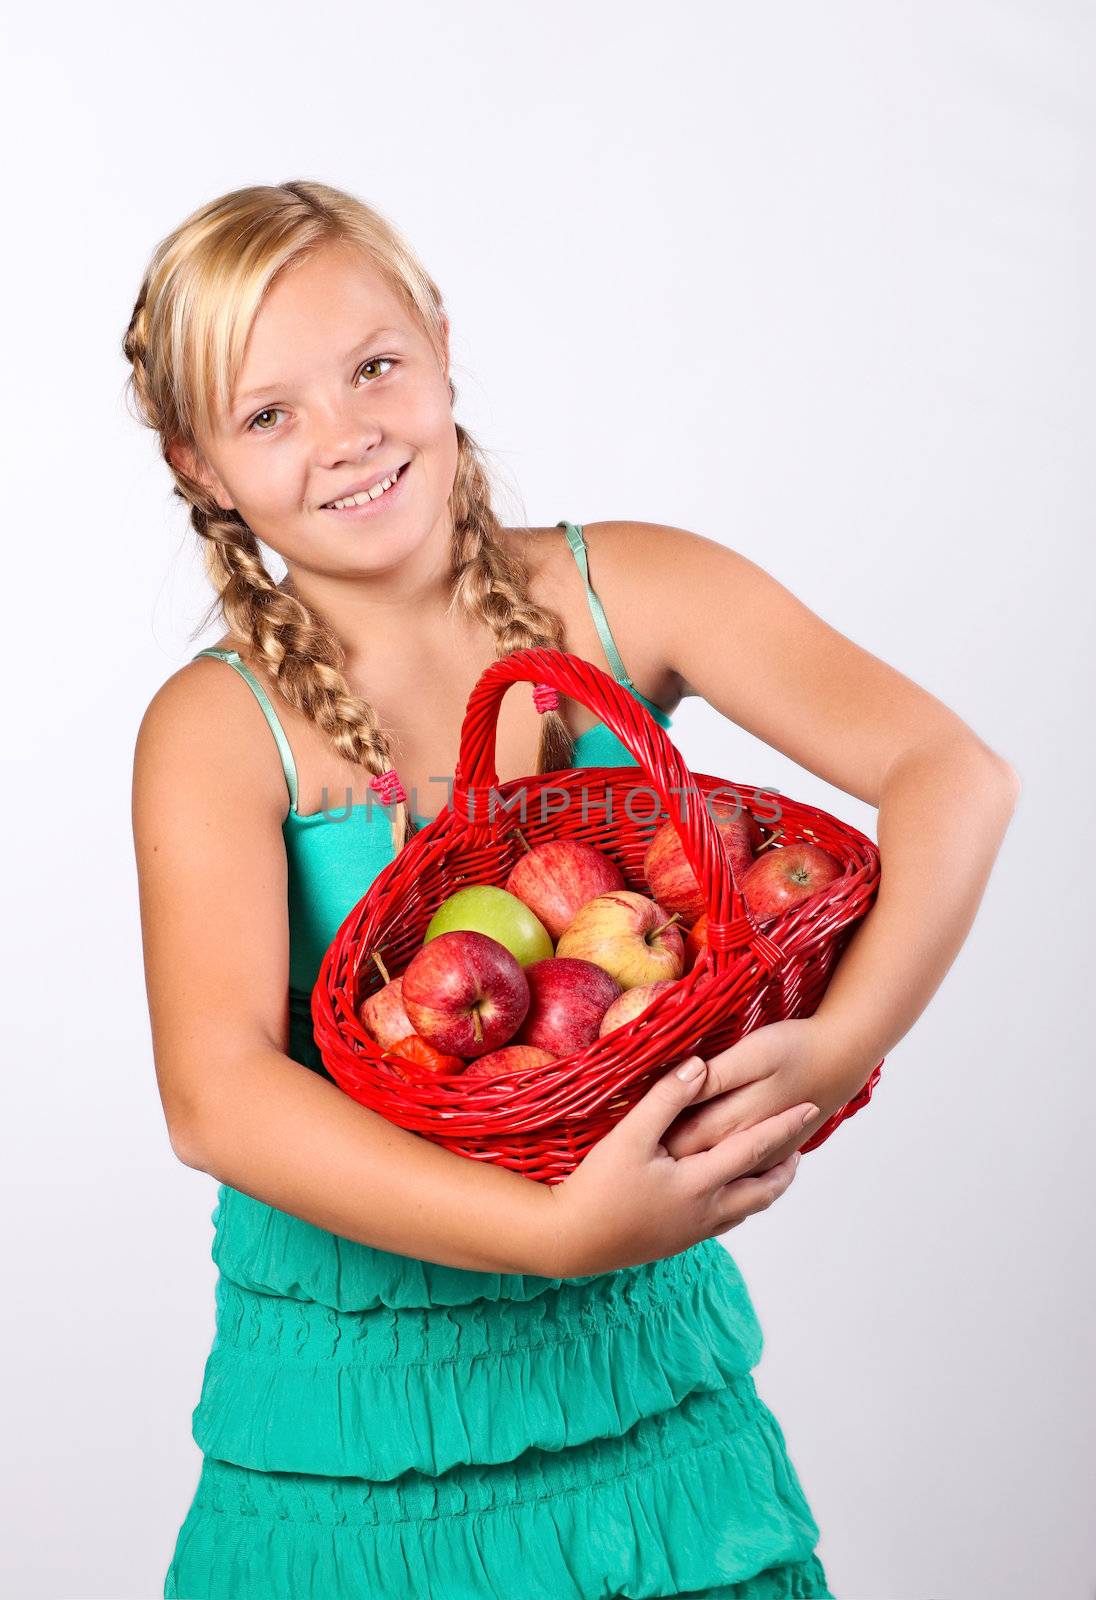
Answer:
[
  {"left": 388, "top": 1033, "right": 467, "bottom": 1079},
  {"left": 643, "top": 799, "right": 765, "bottom": 926},
  {"left": 402, "top": 930, "right": 531, "bottom": 1058},
  {"left": 683, "top": 912, "right": 709, "bottom": 973},
  {"left": 512, "top": 958, "right": 622, "bottom": 1055},
  {"left": 359, "top": 974, "right": 414, "bottom": 1049},
  {"left": 463, "top": 1044, "right": 556, "bottom": 1078},
  {"left": 504, "top": 840, "right": 625, "bottom": 941},
  {"left": 598, "top": 979, "right": 678, "bottom": 1037},
  {"left": 556, "top": 890, "right": 685, "bottom": 989},
  {"left": 739, "top": 842, "right": 842, "bottom": 919}
]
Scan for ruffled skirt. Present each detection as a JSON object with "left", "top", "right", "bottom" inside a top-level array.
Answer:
[{"left": 164, "top": 1185, "right": 834, "bottom": 1599}]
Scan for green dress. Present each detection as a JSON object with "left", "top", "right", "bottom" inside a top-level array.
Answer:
[{"left": 163, "top": 521, "right": 834, "bottom": 1599}]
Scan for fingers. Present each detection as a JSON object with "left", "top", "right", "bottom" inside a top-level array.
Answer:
[
  {"left": 718, "top": 1151, "right": 801, "bottom": 1228},
  {"left": 686, "top": 1100, "right": 816, "bottom": 1193},
  {"left": 624, "top": 1057, "right": 709, "bottom": 1155},
  {"left": 661, "top": 1104, "right": 708, "bottom": 1160}
]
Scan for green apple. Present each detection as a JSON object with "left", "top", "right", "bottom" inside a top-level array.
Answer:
[{"left": 425, "top": 884, "right": 554, "bottom": 966}]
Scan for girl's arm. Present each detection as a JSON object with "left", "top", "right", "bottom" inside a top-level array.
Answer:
[
  {"left": 585, "top": 522, "right": 1021, "bottom": 1159},
  {"left": 132, "top": 666, "right": 554, "bottom": 1276},
  {"left": 668, "top": 739, "right": 1019, "bottom": 1172},
  {"left": 809, "top": 733, "right": 1020, "bottom": 1071},
  {"left": 169, "top": 1036, "right": 554, "bottom": 1276}
]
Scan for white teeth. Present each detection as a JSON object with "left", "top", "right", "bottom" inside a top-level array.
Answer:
[{"left": 326, "top": 466, "right": 403, "bottom": 510}]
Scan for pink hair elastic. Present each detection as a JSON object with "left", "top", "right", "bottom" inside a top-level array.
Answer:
[
  {"left": 533, "top": 683, "right": 559, "bottom": 713},
  {"left": 370, "top": 768, "right": 407, "bottom": 805}
]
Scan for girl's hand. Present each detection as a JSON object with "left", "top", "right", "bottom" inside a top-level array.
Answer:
[
  {"left": 545, "top": 1057, "right": 816, "bottom": 1277},
  {"left": 661, "top": 1016, "right": 871, "bottom": 1171}
]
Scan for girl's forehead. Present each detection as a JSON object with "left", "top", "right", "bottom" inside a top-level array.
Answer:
[
  {"left": 241, "top": 269, "right": 420, "bottom": 370},
  {"left": 264, "top": 244, "right": 401, "bottom": 317}
]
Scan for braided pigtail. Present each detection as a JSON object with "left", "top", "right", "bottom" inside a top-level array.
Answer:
[
  {"left": 445, "top": 422, "right": 577, "bottom": 798},
  {"left": 189, "top": 497, "right": 413, "bottom": 837}
]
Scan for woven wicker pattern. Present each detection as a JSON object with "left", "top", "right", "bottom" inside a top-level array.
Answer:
[{"left": 312, "top": 647, "right": 883, "bottom": 1183}]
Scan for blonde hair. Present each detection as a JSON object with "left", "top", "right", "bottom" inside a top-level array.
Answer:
[{"left": 122, "top": 179, "right": 576, "bottom": 850}]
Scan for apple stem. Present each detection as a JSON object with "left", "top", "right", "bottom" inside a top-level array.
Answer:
[
  {"left": 472, "top": 1008, "right": 484, "bottom": 1044},
  {"left": 650, "top": 912, "right": 684, "bottom": 940},
  {"left": 511, "top": 827, "right": 533, "bottom": 855},
  {"left": 755, "top": 826, "right": 785, "bottom": 854},
  {"left": 371, "top": 949, "right": 392, "bottom": 985}
]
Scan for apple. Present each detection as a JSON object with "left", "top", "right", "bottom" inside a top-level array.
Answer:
[
  {"left": 598, "top": 979, "right": 678, "bottom": 1037},
  {"left": 387, "top": 1033, "right": 467, "bottom": 1079},
  {"left": 683, "top": 912, "right": 709, "bottom": 974},
  {"left": 739, "top": 842, "right": 842, "bottom": 919},
  {"left": 556, "top": 890, "right": 685, "bottom": 989},
  {"left": 504, "top": 839, "right": 625, "bottom": 941},
  {"left": 402, "top": 930, "right": 531, "bottom": 1058},
  {"left": 464, "top": 1044, "right": 556, "bottom": 1078},
  {"left": 359, "top": 974, "right": 414, "bottom": 1049},
  {"left": 643, "top": 799, "right": 765, "bottom": 926},
  {"left": 425, "top": 884, "right": 553, "bottom": 966},
  {"left": 511, "top": 958, "right": 622, "bottom": 1055}
]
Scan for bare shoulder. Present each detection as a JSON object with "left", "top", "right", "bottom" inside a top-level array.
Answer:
[
  {"left": 580, "top": 518, "right": 740, "bottom": 580},
  {"left": 132, "top": 648, "right": 291, "bottom": 832},
  {"left": 498, "top": 519, "right": 688, "bottom": 713},
  {"left": 131, "top": 654, "right": 299, "bottom": 1156},
  {"left": 564, "top": 519, "right": 704, "bottom": 697},
  {"left": 578, "top": 520, "right": 1018, "bottom": 804}
]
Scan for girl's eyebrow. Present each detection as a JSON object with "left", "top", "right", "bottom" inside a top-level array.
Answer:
[{"left": 232, "top": 327, "right": 407, "bottom": 410}]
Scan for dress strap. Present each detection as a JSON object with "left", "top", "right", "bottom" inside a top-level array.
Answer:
[
  {"left": 191, "top": 648, "right": 299, "bottom": 812},
  {"left": 555, "top": 520, "right": 635, "bottom": 690}
]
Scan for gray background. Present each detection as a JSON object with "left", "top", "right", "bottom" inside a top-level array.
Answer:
[{"left": 2, "top": 2, "right": 1091, "bottom": 1596}]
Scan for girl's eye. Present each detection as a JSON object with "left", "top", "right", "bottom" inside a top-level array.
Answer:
[
  {"left": 246, "top": 355, "right": 396, "bottom": 433},
  {"left": 358, "top": 355, "right": 395, "bottom": 382},
  {"left": 247, "top": 407, "right": 284, "bottom": 433}
]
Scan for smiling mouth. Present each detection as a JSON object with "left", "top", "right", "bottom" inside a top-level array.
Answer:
[{"left": 321, "top": 461, "right": 410, "bottom": 510}]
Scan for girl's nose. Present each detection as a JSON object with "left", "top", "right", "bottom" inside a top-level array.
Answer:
[{"left": 314, "top": 398, "right": 384, "bottom": 464}]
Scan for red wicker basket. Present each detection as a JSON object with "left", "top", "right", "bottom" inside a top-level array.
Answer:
[{"left": 312, "top": 646, "right": 884, "bottom": 1184}]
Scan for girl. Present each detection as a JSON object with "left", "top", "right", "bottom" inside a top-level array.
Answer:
[{"left": 128, "top": 181, "right": 1019, "bottom": 1600}]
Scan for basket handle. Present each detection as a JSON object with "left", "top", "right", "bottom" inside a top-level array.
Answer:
[{"left": 451, "top": 646, "right": 786, "bottom": 972}]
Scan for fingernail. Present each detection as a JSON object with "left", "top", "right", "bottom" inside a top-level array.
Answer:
[
  {"left": 677, "top": 1057, "right": 706, "bottom": 1081},
  {"left": 800, "top": 1104, "right": 819, "bottom": 1126}
]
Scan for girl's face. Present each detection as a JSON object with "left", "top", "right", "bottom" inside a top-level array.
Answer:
[{"left": 176, "top": 241, "right": 458, "bottom": 585}]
